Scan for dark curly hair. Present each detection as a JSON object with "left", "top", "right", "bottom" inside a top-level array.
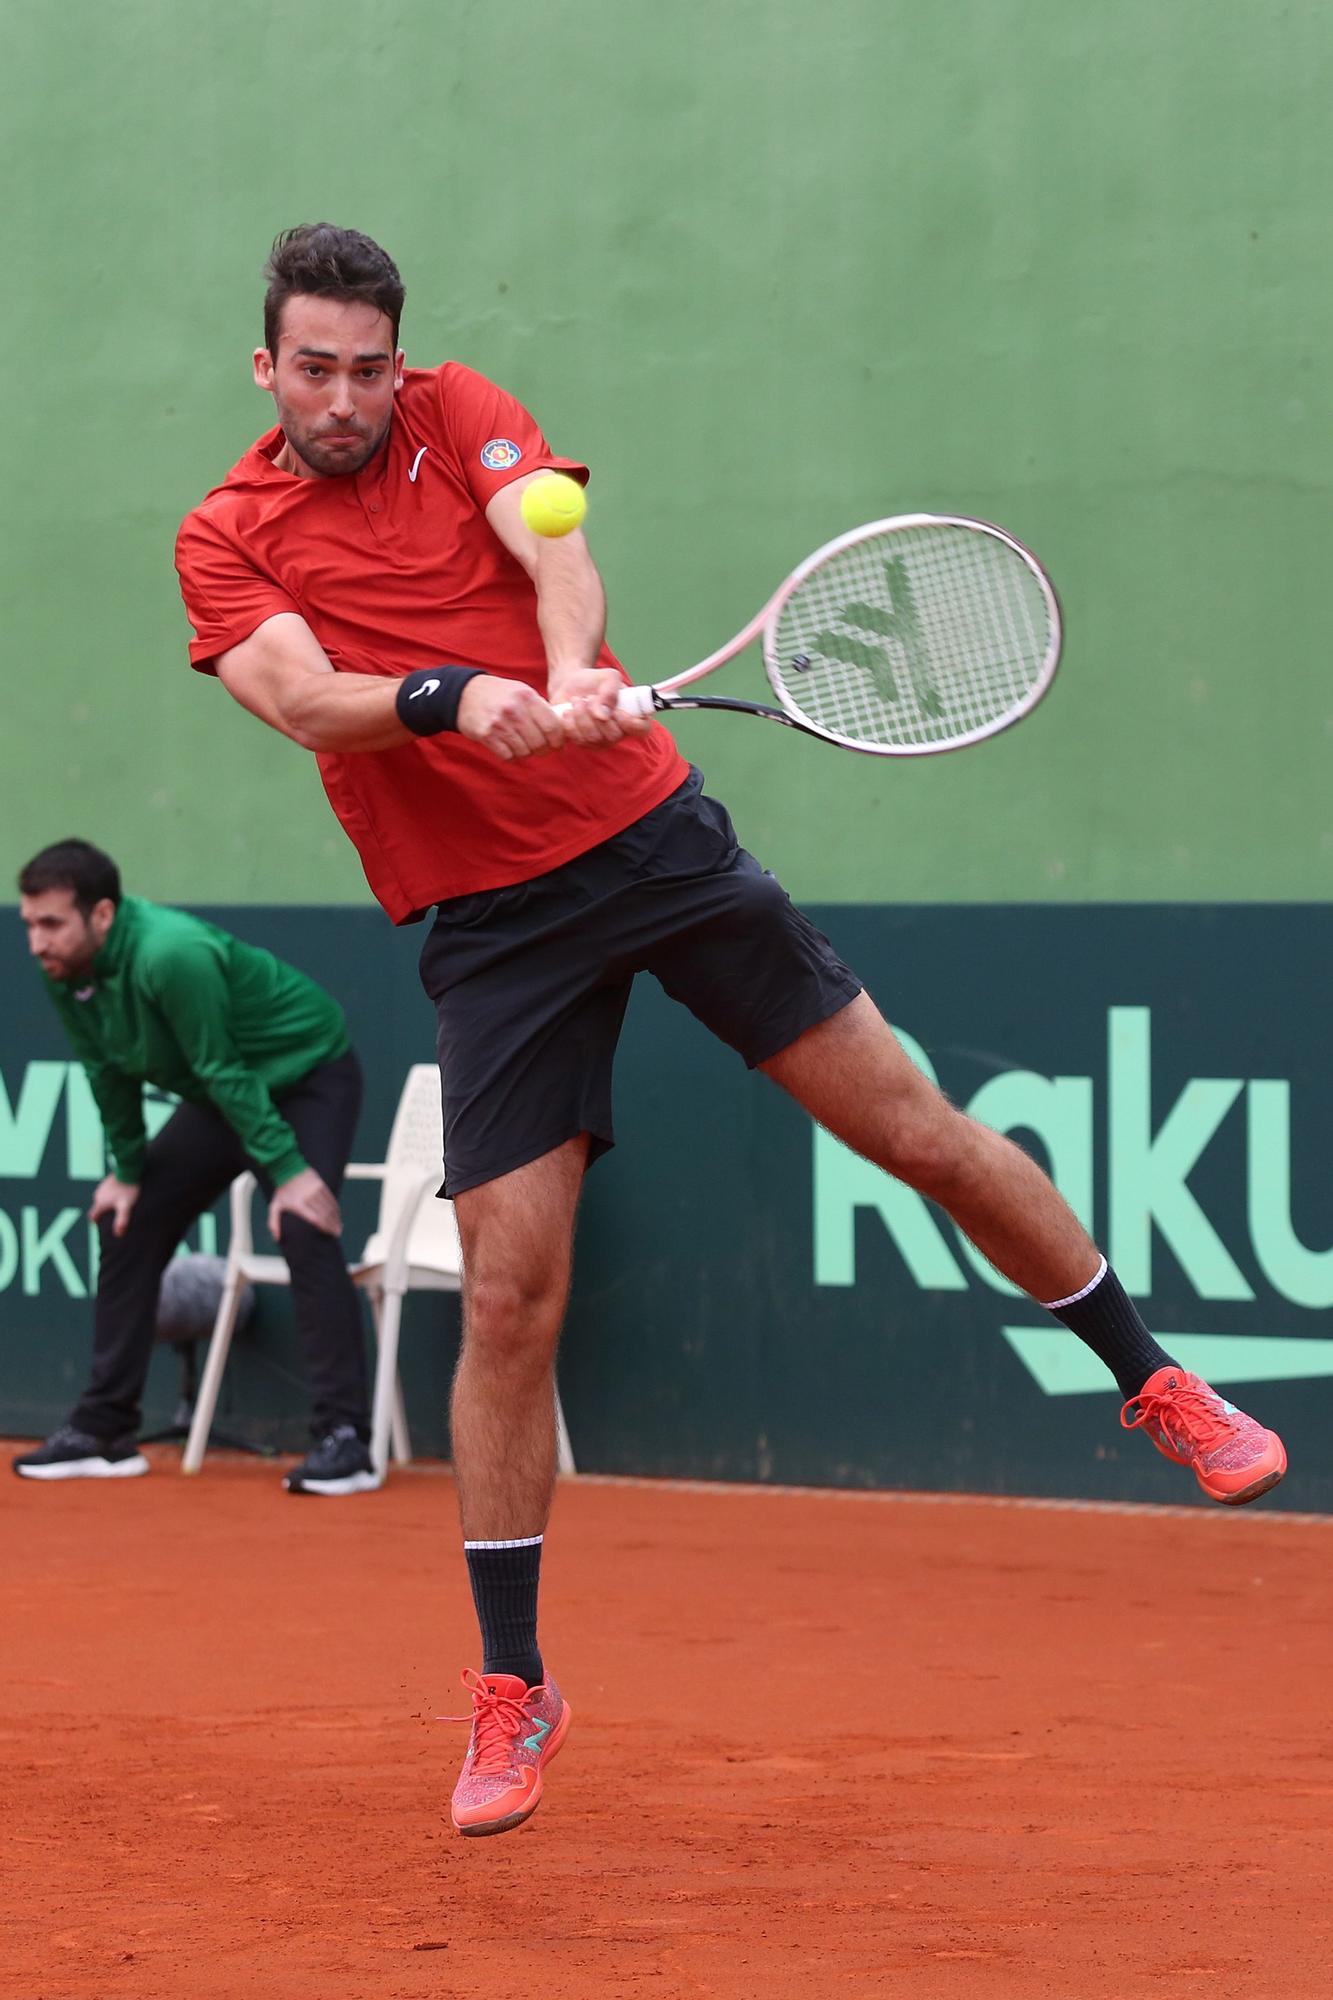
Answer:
[{"left": 263, "top": 224, "right": 405, "bottom": 355}]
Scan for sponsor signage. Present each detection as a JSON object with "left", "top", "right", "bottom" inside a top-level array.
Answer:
[{"left": 2, "top": 903, "right": 1328, "bottom": 1507}]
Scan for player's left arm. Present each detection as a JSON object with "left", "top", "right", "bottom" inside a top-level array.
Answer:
[{"left": 485, "top": 475, "right": 652, "bottom": 747}]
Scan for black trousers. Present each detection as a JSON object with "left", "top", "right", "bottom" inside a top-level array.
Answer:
[{"left": 71, "top": 1049, "right": 370, "bottom": 1444}]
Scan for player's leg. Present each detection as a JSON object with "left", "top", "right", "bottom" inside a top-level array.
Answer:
[
  {"left": 416, "top": 863, "right": 632, "bottom": 1835},
  {"left": 14, "top": 1103, "right": 244, "bottom": 1480},
  {"left": 631, "top": 774, "right": 1284, "bottom": 1504},
  {"left": 762, "top": 993, "right": 1286, "bottom": 1502},
  {"left": 443, "top": 1137, "right": 583, "bottom": 1836},
  {"left": 764, "top": 993, "right": 1099, "bottom": 1298},
  {"left": 451, "top": 1134, "right": 585, "bottom": 1545},
  {"left": 261, "top": 1048, "right": 376, "bottom": 1497},
  {"left": 452, "top": 1134, "right": 585, "bottom": 1548}
]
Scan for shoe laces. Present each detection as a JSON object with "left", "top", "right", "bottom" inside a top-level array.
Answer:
[
  {"left": 439, "top": 1669, "right": 529, "bottom": 1774},
  {"left": 1121, "top": 1378, "right": 1239, "bottom": 1455}
]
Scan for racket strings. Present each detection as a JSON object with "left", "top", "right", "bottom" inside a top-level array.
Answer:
[{"left": 766, "top": 525, "right": 1055, "bottom": 751}]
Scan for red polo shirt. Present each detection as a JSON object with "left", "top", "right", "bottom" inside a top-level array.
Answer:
[{"left": 175, "top": 364, "right": 687, "bottom": 922}]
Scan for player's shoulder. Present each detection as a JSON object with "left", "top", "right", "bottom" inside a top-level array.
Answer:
[
  {"left": 401, "top": 359, "right": 512, "bottom": 418},
  {"left": 393, "top": 364, "right": 510, "bottom": 467},
  {"left": 177, "top": 432, "right": 283, "bottom": 542}
]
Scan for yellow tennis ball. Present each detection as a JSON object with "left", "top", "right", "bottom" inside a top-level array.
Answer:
[{"left": 520, "top": 472, "right": 587, "bottom": 538}]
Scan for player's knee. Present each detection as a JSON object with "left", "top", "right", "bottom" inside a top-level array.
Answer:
[{"left": 463, "top": 1265, "right": 565, "bottom": 1367}]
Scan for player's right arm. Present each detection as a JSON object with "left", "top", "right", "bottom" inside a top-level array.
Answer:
[{"left": 215, "top": 613, "right": 567, "bottom": 762}]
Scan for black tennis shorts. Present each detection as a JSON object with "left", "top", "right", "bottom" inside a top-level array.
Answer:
[{"left": 418, "top": 766, "right": 863, "bottom": 1196}]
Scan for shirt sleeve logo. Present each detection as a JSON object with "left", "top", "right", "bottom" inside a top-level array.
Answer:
[{"left": 480, "top": 437, "right": 522, "bottom": 470}]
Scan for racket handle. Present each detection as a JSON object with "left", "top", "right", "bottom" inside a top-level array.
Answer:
[{"left": 551, "top": 683, "right": 657, "bottom": 719}]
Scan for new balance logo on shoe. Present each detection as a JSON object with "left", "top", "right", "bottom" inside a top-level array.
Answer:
[
  {"left": 446, "top": 1668, "right": 571, "bottom": 1837},
  {"left": 1121, "top": 1366, "right": 1286, "bottom": 1505}
]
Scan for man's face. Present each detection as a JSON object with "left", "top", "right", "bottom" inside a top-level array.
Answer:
[
  {"left": 253, "top": 294, "right": 404, "bottom": 479},
  {"left": 20, "top": 888, "right": 115, "bottom": 981}
]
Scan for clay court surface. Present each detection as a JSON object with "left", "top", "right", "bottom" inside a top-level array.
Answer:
[{"left": 3, "top": 1456, "right": 1329, "bottom": 2000}]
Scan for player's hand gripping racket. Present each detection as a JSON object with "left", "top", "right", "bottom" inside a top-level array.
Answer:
[{"left": 606, "top": 514, "right": 1061, "bottom": 756}]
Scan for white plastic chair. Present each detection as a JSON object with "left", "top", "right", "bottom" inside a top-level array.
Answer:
[{"left": 181, "top": 1063, "right": 576, "bottom": 1482}]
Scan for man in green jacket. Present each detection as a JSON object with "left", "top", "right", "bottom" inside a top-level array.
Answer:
[{"left": 13, "top": 838, "right": 377, "bottom": 1495}]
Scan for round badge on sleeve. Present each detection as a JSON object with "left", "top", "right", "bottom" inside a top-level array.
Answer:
[{"left": 480, "top": 438, "right": 522, "bottom": 470}]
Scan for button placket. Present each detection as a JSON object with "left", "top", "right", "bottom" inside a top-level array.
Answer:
[{"left": 358, "top": 486, "right": 389, "bottom": 536}]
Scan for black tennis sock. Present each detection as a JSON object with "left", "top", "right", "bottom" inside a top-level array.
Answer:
[
  {"left": 1043, "top": 1259, "right": 1178, "bottom": 1402},
  {"left": 464, "top": 1536, "right": 544, "bottom": 1690}
]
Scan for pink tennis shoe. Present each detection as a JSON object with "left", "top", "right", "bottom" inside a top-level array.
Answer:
[
  {"left": 446, "top": 1668, "right": 572, "bottom": 1837},
  {"left": 1121, "top": 1365, "right": 1287, "bottom": 1505}
]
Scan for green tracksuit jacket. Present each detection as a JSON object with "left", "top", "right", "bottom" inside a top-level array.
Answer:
[{"left": 44, "top": 897, "right": 349, "bottom": 1186}]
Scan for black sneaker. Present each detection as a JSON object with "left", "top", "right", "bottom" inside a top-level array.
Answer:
[
  {"left": 284, "top": 1425, "right": 380, "bottom": 1496},
  {"left": 13, "top": 1425, "right": 149, "bottom": 1481}
]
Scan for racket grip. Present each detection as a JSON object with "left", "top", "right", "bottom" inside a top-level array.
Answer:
[{"left": 551, "top": 684, "right": 656, "bottom": 719}]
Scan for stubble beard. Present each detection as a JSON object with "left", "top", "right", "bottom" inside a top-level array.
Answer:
[
  {"left": 42, "top": 939, "right": 97, "bottom": 982},
  {"left": 280, "top": 408, "right": 392, "bottom": 478}
]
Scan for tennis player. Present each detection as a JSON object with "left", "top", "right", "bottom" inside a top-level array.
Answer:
[
  {"left": 13, "top": 839, "right": 378, "bottom": 1496},
  {"left": 175, "top": 224, "right": 1287, "bottom": 1836}
]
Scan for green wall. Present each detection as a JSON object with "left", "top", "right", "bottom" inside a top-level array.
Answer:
[{"left": 5, "top": 1, "right": 1329, "bottom": 905}]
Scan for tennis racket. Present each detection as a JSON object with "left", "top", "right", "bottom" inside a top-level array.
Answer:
[{"left": 605, "top": 514, "right": 1061, "bottom": 756}]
